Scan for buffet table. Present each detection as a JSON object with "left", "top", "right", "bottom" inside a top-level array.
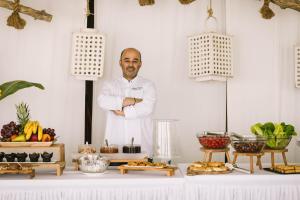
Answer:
[
  {"left": 0, "top": 168, "right": 185, "bottom": 200},
  {"left": 0, "top": 165, "right": 300, "bottom": 200},
  {"left": 179, "top": 164, "right": 300, "bottom": 200}
]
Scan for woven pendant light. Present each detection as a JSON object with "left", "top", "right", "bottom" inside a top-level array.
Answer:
[
  {"left": 70, "top": 0, "right": 106, "bottom": 81},
  {"left": 188, "top": 0, "right": 233, "bottom": 81}
]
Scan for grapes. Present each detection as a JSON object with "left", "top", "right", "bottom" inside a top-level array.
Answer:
[
  {"left": 43, "top": 128, "right": 56, "bottom": 138},
  {"left": 0, "top": 121, "right": 20, "bottom": 141}
]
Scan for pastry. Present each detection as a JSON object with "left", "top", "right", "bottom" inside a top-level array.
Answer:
[{"left": 78, "top": 144, "right": 96, "bottom": 154}]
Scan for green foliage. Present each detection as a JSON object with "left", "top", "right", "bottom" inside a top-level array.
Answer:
[{"left": 0, "top": 80, "right": 44, "bottom": 101}]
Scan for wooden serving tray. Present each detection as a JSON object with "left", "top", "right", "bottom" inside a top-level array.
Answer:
[
  {"left": 186, "top": 166, "right": 232, "bottom": 176},
  {"left": 264, "top": 167, "right": 300, "bottom": 175},
  {"left": 118, "top": 165, "right": 177, "bottom": 176},
  {"left": 0, "top": 168, "right": 35, "bottom": 178},
  {"left": 0, "top": 161, "right": 65, "bottom": 176},
  {"left": 0, "top": 141, "right": 54, "bottom": 147}
]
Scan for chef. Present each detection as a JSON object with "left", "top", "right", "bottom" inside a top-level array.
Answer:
[{"left": 98, "top": 48, "right": 156, "bottom": 155}]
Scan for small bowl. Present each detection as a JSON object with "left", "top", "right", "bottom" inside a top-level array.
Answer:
[
  {"left": 265, "top": 136, "right": 292, "bottom": 150},
  {"left": 122, "top": 145, "right": 141, "bottom": 153},
  {"left": 197, "top": 134, "right": 230, "bottom": 149},
  {"left": 41, "top": 152, "right": 53, "bottom": 162},
  {"left": 0, "top": 152, "right": 4, "bottom": 162},
  {"left": 29, "top": 153, "right": 40, "bottom": 162},
  {"left": 100, "top": 145, "right": 118, "bottom": 153},
  {"left": 5, "top": 153, "right": 16, "bottom": 162},
  {"left": 231, "top": 137, "right": 266, "bottom": 153},
  {"left": 16, "top": 152, "right": 28, "bottom": 162},
  {"left": 79, "top": 154, "right": 110, "bottom": 173}
]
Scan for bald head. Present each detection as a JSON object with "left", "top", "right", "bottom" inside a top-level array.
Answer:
[
  {"left": 120, "top": 48, "right": 142, "bottom": 61},
  {"left": 119, "top": 48, "right": 142, "bottom": 80}
]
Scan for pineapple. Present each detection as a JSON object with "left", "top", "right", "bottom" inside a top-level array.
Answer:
[{"left": 16, "top": 102, "right": 30, "bottom": 133}]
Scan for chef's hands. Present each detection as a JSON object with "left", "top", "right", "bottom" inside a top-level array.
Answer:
[
  {"left": 122, "top": 97, "right": 143, "bottom": 107},
  {"left": 112, "top": 110, "right": 125, "bottom": 116},
  {"left": 112, "top": 97, "right": 143, "bottom": 117}
]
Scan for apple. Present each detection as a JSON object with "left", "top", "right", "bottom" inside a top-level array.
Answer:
[{"left": 30, "top": 134, "right": 38, "bottom": 142}]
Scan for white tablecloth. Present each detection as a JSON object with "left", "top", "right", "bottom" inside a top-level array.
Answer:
[
  {"left": 0, "top": 164, "right": 300, "bottom": 200},
  {"left": 178, "top": 164, "right": 300, "bottom": 200},
  {"left": 0, "top": 168, "right": 185, "bottom": 200}
]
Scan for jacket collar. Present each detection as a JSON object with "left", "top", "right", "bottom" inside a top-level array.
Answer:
[{"left": 121, "top": 75, "right": 139, "bottom": 84}]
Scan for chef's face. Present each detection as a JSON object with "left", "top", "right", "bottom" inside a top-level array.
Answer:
[{"left": 120, "top": 49, "right": 142, "bottom": 80}]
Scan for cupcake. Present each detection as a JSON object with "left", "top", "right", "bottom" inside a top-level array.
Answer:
[
  {"left": 29, "top": 153, "right": 40, "bottom": 162},
  {"left": 41, "top": 152, "right": 53, "bottom": 162},
  {"left": 16, "top": 152, "right": 28, "bottom": 162},
  {"left": 5, "top": 153, "right": 16, "bottom": 162},
  {"left": 0, "top": 152, "right": 4, "bottom": 162}
]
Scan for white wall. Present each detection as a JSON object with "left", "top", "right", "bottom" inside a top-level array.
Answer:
[
  {"left": 93, "top": 0, "right": 227, "bottom": 163},
  {"left": 0, "top": 0, "right": 299, "bottom": 165},
  {"left": 0, "top": 0, "right": 85, "bottom": 165},
  {"left": 226, "top": 0, "right": 300, "bottom": 163}
]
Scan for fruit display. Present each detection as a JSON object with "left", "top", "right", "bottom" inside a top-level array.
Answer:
[
  {"left": 251, "top": 122, "right": 297, "bottom": 149},
  {"left": 0, "top": 102, "right": 57, "bottom": 143},
  {"left": 0, "top": 121, "right": 20, "bottom": 141},
  {"left": 197, "top": 134, "right": 230, "bottom": 149}
]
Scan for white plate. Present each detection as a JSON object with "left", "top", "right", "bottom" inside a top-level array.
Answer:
[{"left": 81, "top": 171, "right": 108, "bottom": 176}]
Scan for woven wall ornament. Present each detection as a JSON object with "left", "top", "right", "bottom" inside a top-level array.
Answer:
[
  {"left": 295, "top": 46, "right": 300, "bottom": 88},
  {"left": 178, "top": 0, "right": 196, "bottom": 4},
  {"left": 71, "top": 29, "right": 105, "bottom": 81},
  {"left": 260, "top": 0, "right": 275, "bottom": 19},
  {"left": 0, "top": 0, "right": 52, "bottom": 29},
  {"left": 138, "top": 0, "right": 155, "bottom": 6}
]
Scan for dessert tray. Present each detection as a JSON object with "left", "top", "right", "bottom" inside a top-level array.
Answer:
[
  {"left": 187, "top": 161, "right": 232, "bottom": 176},
  {"left": 118, "top": 161, "right": 177, "bottom": 176}
]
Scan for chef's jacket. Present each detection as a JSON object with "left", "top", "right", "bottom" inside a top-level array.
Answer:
[{"left": 98, "top": 76, "right": 156, "bottom": 155}]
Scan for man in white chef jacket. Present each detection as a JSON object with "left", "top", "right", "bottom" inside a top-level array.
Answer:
[{"left": 98, "top": 48, "right": 156, "bottom": 156}]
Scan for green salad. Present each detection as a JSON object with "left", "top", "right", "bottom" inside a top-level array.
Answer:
[{"left": 251, "top": 122, "right": 297, "bottom": 149}]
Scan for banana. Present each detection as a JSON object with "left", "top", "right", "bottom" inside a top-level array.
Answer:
[
  {"left": 25, "top": 123, "right": 34, "bottom": 141},
  {"left": 32, "top": 121, "right": 39, "bottom": 134},
  {"left": 38, "top": 125, "right": 43, "bottom": 141},
  {"left": 23, "top": 121, "right": 32, "bottom": 134},
  {"left": 26, "top": 122, "right": 34, "bottom": 134}
]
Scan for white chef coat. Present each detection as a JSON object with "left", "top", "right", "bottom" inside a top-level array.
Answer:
[{"left": 97, "top": 76, "right": 156, "bottom": 155}]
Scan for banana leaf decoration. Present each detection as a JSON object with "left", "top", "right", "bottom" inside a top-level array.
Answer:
[{"left": 0, "top": 80, "right": 44, "bottom": 101}]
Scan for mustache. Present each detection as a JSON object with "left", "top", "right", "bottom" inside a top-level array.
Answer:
[{"left": 126, "top": 67, "right": 135, "bottom": 70}]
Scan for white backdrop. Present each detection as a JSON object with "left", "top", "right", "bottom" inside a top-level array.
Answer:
[
  {"left": 0, "top": 0, "right": 299, "bottom": 165},
  {"left": 93, "top": 0, "right": 227, "bottom": 163},
  {"left": 226, "top": 0, "right": 300, "bottom": 162},
  {"left": 0, "top": 0, "right": 86, "bottom": 165}
]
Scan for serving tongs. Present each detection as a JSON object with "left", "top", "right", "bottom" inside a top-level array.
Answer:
[
  {"left": 230, "top": 132, "right": 246, "bottom": 140},
  {"left": 204, "top": 131, "right": 228, "bottom": 136},
  {"left": 225, "top": 163, "right": 251, "bottom": 174}
]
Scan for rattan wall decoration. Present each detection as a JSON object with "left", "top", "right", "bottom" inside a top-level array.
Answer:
[
  {"left": 71, "top": 28, "right": 105, "bottom": 81},
  {"left": 295, "top": 46, "right": 300, "bottom": 88},
  {"left": 188, "top": 0, "right": 233, "bottom": 82}
]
